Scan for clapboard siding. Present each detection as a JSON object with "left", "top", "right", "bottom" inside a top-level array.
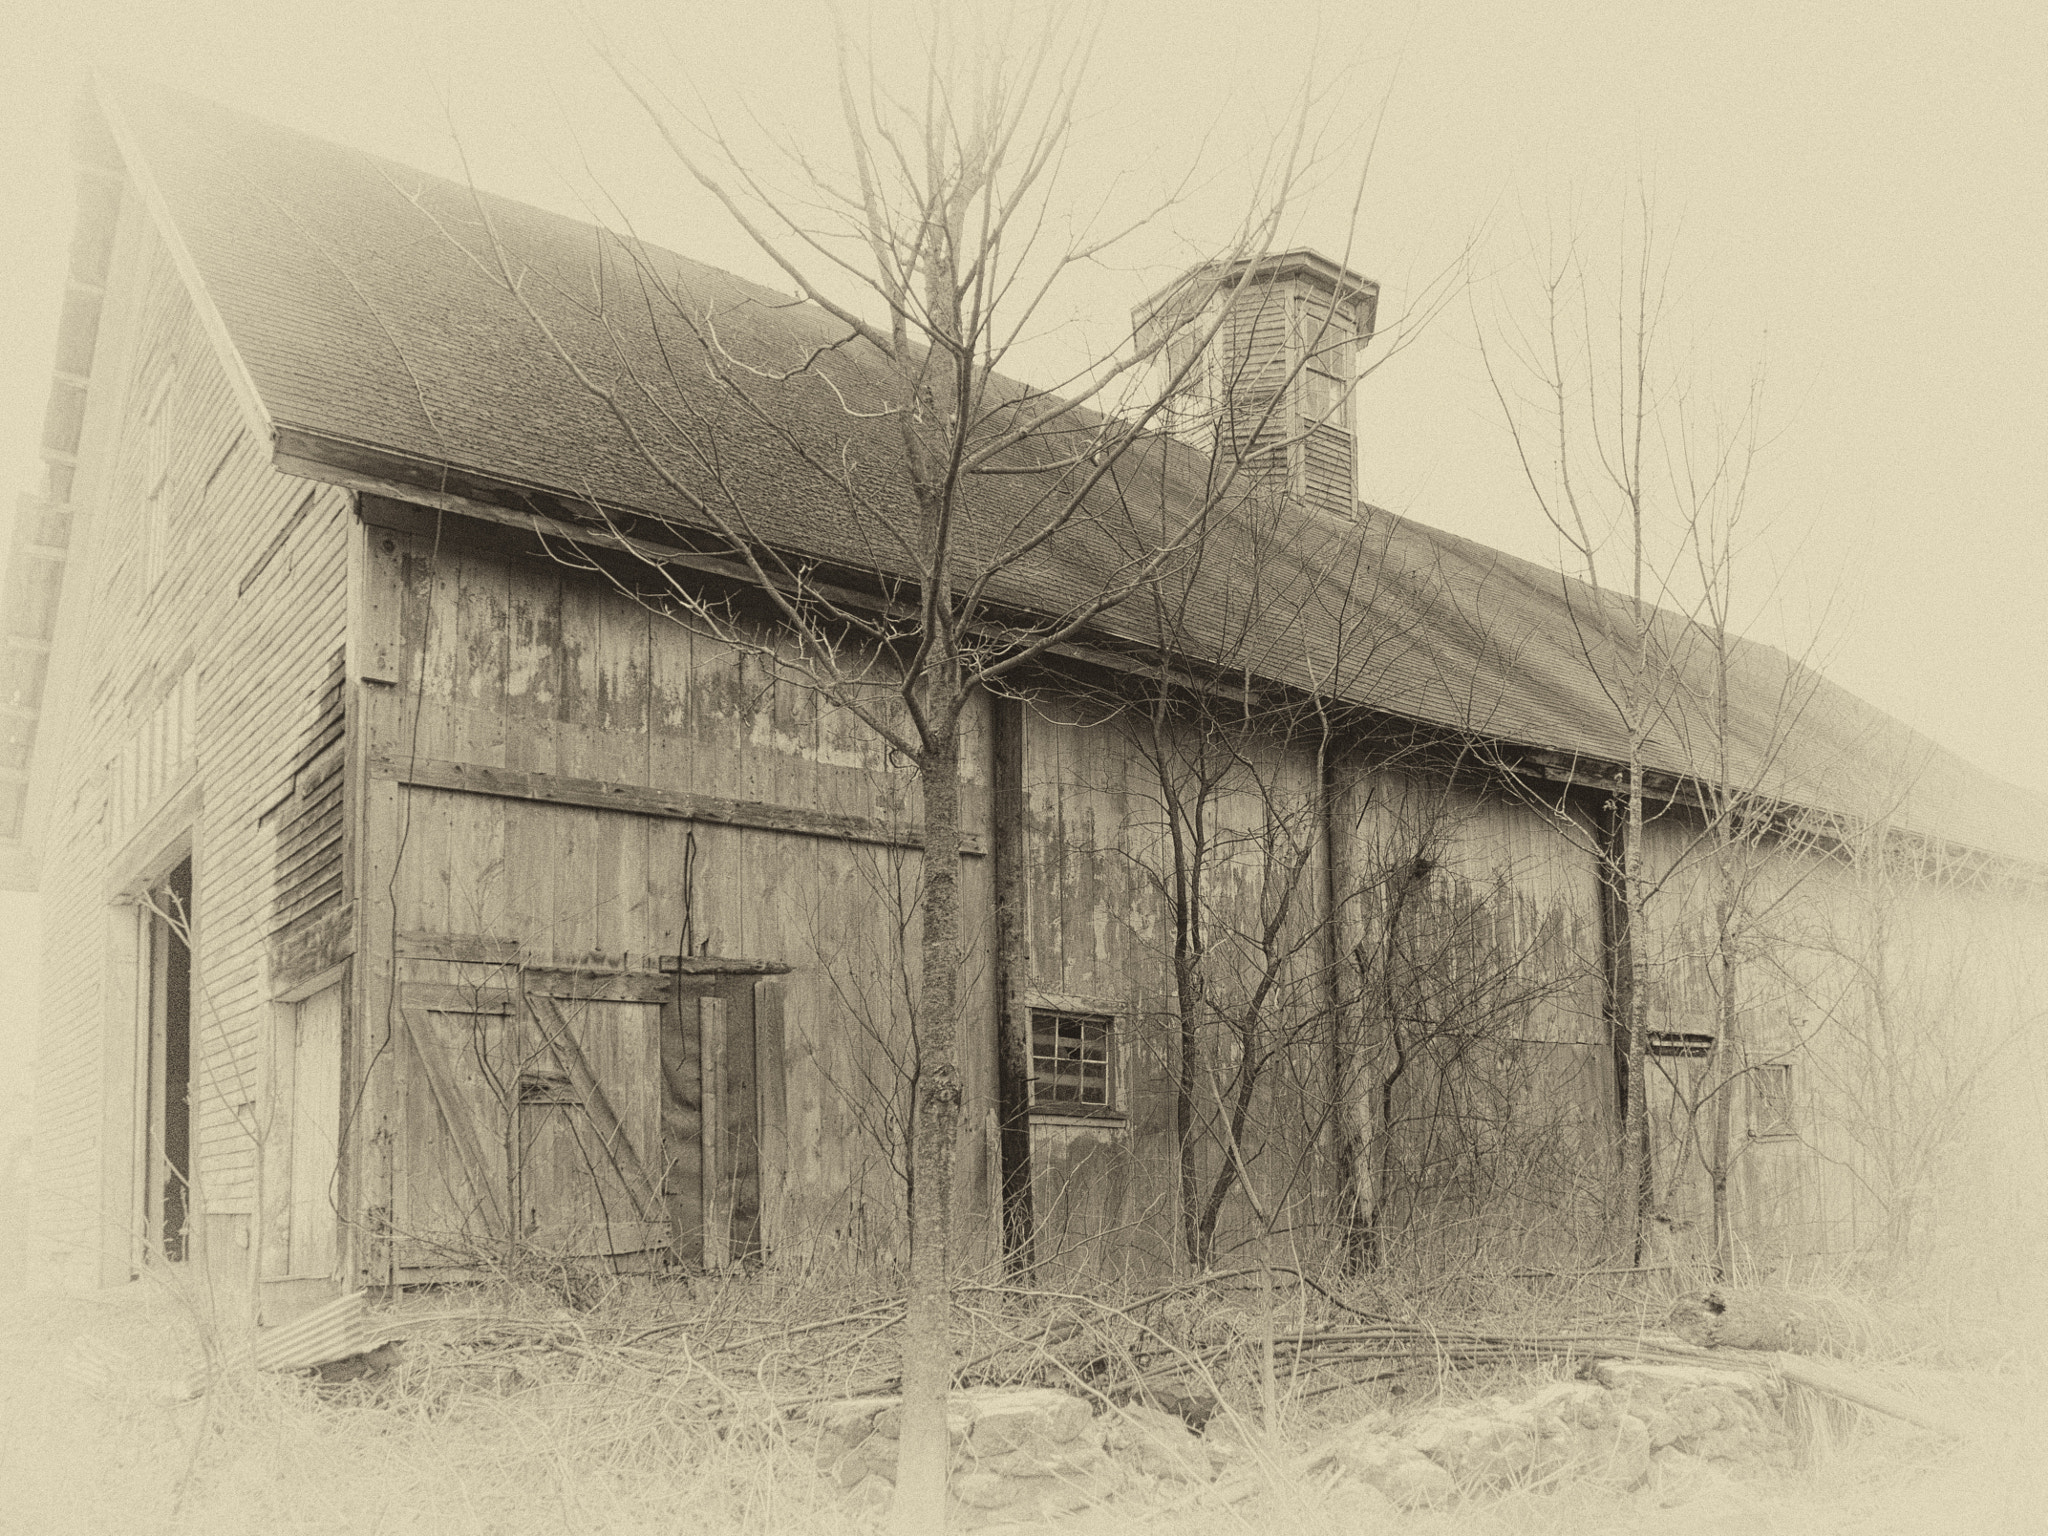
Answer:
[
  {"left": 30, "top": 191, "right": 350, "bottom": 1286},
  {"left": 266, "top": 648, "right": 347, "bottom": 930}
]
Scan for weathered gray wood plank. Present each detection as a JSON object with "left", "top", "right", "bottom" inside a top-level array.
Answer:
[
  {"left": 372, "top": 752, "right": 987, "bottom": 855},
  {"left": 527, "top": 990, "right": 663, "bottom": 1223}
]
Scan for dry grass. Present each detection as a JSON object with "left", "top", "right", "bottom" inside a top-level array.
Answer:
[{"left": 3, "top": 1255, "right": 2043, "bottom": 1535}]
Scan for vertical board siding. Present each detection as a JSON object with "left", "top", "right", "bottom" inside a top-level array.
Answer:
[
  {"left": 1019, "top": 707, "right": 1619, "bottom": 1277},
  {"left": 30, "top": 198, "right": 350, "bottom": 1286},
  {"left": 365, "top": 525, "right": 996, "bottom": 1265},
  {"left": 284, "top": 981, "right": 343, "bottom": 1276}
]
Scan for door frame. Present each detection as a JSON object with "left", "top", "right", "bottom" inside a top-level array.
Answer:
[{"left": 381, "top": 947, "right": 788, "bottom": 1279}]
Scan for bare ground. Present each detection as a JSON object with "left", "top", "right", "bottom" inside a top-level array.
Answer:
[{"left": 3, "top": 1262, "right": 2042, "bottom": 1536}]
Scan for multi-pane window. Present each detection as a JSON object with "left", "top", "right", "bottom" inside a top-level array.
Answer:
[{"left": 1029, "top": 1009, "right": 1116, "bottom": 1115}]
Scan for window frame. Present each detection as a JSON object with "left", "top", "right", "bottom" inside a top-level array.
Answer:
[
  {"left": 1749, "top": 1060, "right": 1799, "bottom": 1141},
  {"left": 1646, "top": 1029, "right": 1716, "bottom": 1060},
  {"left": 1292, "top": 292, "right": 1357, "bottom": 432},
  {"left": 1025, "top": 1003, "right": 1123, "bottom": 1122}
]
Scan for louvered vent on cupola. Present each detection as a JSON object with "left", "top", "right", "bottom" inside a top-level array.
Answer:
[{"left": 1133, "top": 249, "right": 1377, "bottom": 522}]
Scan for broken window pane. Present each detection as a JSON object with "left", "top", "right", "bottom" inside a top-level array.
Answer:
[{"left": 1029, "top": 1010, "right": 1115, "bottom": 1112}]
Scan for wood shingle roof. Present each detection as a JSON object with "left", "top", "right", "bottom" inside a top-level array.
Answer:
[{"left": 81, "top": 76, "right": 2048, "bottom": 870}]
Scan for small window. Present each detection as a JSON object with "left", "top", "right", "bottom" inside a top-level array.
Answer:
[
  {"left": 1647, "top": 1030, "right": 1715, "bottom": 1060},
  {"left": 1750, "top": 1062, "right": 1797, "bottom": 1140},
  {"left": 1029, "top": 1009, "right": 1118, "bottom": 1116}
]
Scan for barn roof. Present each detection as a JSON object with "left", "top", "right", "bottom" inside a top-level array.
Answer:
[{"left": 49, "top": 75, "right": 2048, "bottom": 870}]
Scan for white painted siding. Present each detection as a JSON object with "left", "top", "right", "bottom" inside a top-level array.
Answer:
[{"left": 30, "top": 190, "right": 350, "bottom": 1288}]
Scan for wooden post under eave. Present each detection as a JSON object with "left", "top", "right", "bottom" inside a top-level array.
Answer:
[
  {"left": 349, "top": 509, "right": 405, "bottom": 1291},
  {"left": 753, "top": 977, "right": 787, "bottom": 1256},
  {"left": 989, "top": 693, "right": 1035, "bottom": 1275},
  {"left": 699, "top": 995, "right": 729, "bottom": 1270}
]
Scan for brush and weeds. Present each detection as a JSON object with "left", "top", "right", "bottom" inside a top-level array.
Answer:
[{"left": 3, "top": 1249, "right": 2043, "bottom": 1535}]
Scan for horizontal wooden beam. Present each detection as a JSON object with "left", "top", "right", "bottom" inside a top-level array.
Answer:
[
  {"left": 372, "top": 753, "right": 986, "bottom": 856},
  {"left": 396, "top": 930, "right": 792, "bottom": 976},
  {"left": 396, "top": 930, "right": 520, "bottom": 965},
  {"left": 663, "top": 955, "right": 793, "bottom": 975}
]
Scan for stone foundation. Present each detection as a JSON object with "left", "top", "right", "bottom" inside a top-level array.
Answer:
[
  {"left": 807, "top": 1387, "right": 1123, "bottom": 1528},
  {"left": 1306, "top": 1360, "right": 1787, "bottom": 1508},
  {"left": 808, "top": 1359, "right": 1788, "bottom": 1519}
]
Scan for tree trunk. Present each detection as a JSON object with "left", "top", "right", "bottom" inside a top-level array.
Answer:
[
  {"left": 1706, "top": 621, "right": 1739, "bottom": 1281},
  {"left": 1322, "top": 751, "right": 1381, "bottom": 1273},
  {"left": 1174, "top": 944, "right": 1204, "bottom": 1269},
  {"left": 1622, "top": 762, "right": 1650, "bottom": 1262},
  {"left": 895, "top": 722, "right": 965, "bottom": 1534},
  {"left": 1167, "top": 777, "right": 1206, "bottom": 1270},
  {"left": 1707, "top": 886, "right": 1738, "bottom": 1279},
  {"left": 1600, "top": 791, "right": 1650, "bottom": 1263},
  {"left": 1192, "top": 1019, "right": 1262, "bottom": 1263}
]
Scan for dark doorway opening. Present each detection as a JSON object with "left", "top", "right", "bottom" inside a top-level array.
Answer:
[{"left": 147, "top": 857, "right": 193, "bottom": 1263}]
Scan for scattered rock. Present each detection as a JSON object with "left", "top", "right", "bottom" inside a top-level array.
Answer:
[
  {"left": 968, "top": 1388, "right": 1093, "bottom": 1454},
  {"left": 1103, "top": 1403, "right": 1217, "bottom": 1482},
  {"left": 1122, "top": 1383, "right": 1220, "bottom": 1432},
  {"left": 1641, "top": 1446, "right": 1732, "bottom": 1507},
  {"left": 1330, "top": 1479, "right": 1404, "bottom": 1524},
  {"left": 1312, "top": 1424, "right": 1459, "bottom": 1509},
  {"left": 312, "top": 1340, "right": 404, "bottom": 1385},
  {"left": 1523, "top": 1382, "right": 1652, "bottom": 1488},
  {"left": 1585, "top": 1360, "right": 1784, "bottom": 1464},
  {"left": 811, "top": 1356, "right": 1789, "bottom": 1521},
  {"left": 806, "top": 1388, "right": 1122, "bottom": 1529},
  {"left": 1397, "top": 1382, "right": 1650, "bottom": 1493},
  {"left": 844, "top": 1472, "right": 893, "bottom": 1516}
]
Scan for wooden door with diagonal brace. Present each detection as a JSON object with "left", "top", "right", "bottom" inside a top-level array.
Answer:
[
  {"left": 392, "top": 963, "right": 784, "bottom": 1273},
  {"left": 393, "top": 966, "right": 666, "bottom": 1268},
  {"left": 518, "top": 969, "right": 669, "bottom": 1257}
]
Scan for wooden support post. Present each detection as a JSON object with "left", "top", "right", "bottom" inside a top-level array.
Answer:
[
  {"left": 1320, "top": 746, "right": 1375, "bottom": 1274},
  {"left": 1594, "top": 795, "right": 1641, "bottom": 1169},
  {"left": 699, "top": 995, "right": 729, "bottom": 1270},
  {"left": 989, "top": 693, "right": 1035, "bottom": 1276},
  {"left": 350, "top": 513, "right": 403, "bottom": 1291},
  {"left": 753, "top": 978, "right": 787, "bottom": 1257}
]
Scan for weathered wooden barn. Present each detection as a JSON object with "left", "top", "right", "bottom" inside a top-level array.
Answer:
[{"left": 8, "top": 78, "right": 2046, "bottom": 1308}]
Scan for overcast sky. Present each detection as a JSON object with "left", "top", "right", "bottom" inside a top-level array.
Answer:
[{"left": 2, "top": 0, "right": 2044, "bottom": 817}]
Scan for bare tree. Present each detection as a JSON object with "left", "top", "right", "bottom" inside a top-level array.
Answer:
[
  {"left": 1060, "top": 490, "right": 1582, "bottom": 1276},
  {"left": 421, "top": 13, "right": 1394, "bottom": 1526},
  {"left": 1477, "top": 190, "right": 1824, "bottom": 1270}
]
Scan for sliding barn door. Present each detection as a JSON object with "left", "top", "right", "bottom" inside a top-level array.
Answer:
[{"left": 662, "top": 974, "right": 786, "bottom": 1270}]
